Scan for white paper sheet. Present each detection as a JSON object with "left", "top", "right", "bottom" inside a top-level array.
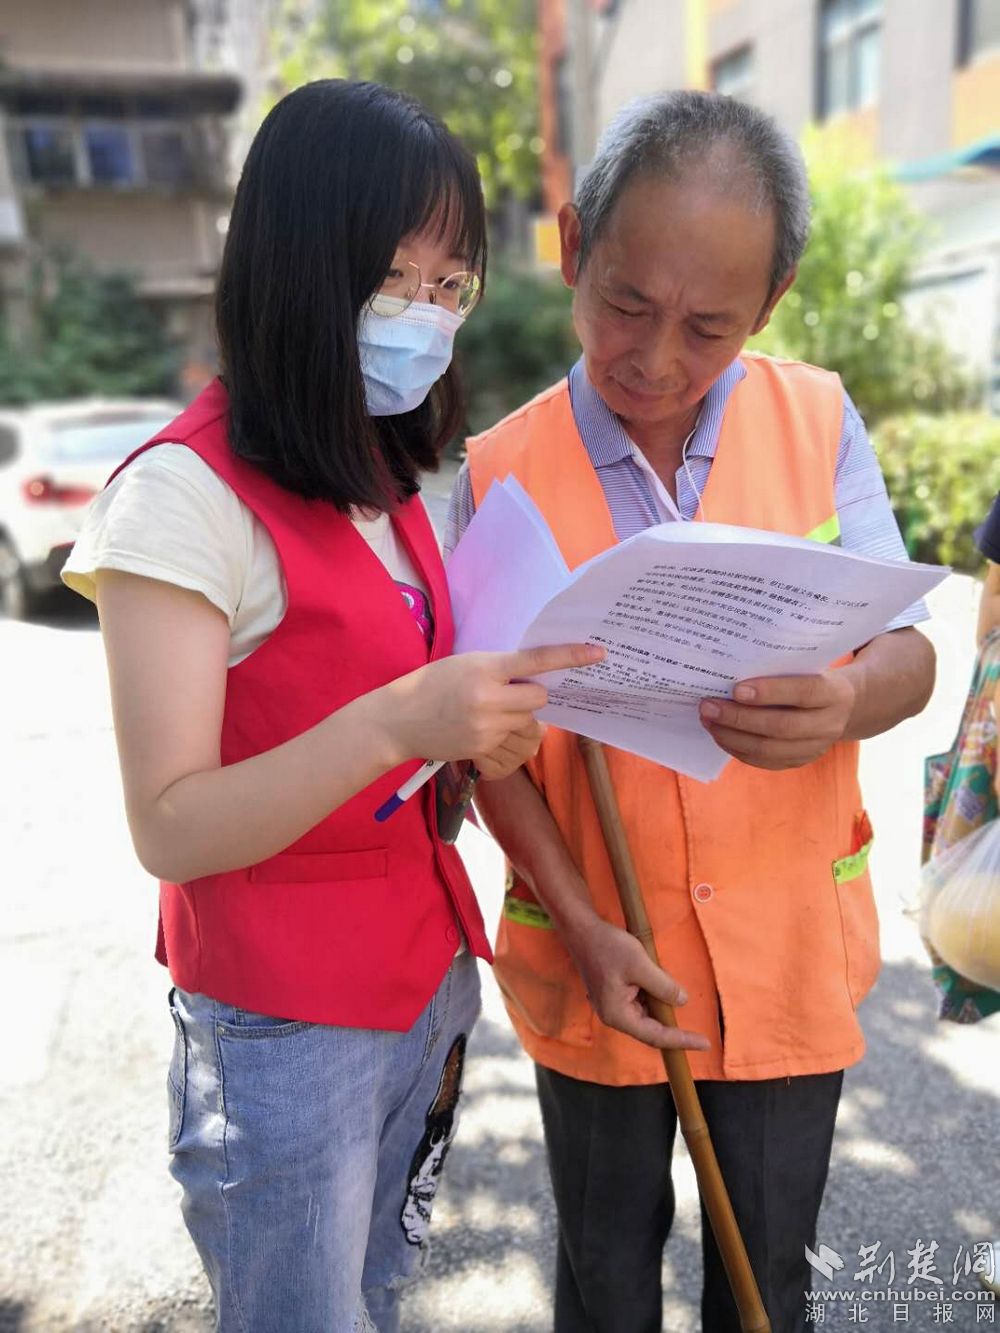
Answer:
[
  {"left": 447, "top": 477, "right": 568, "bottom": 654},
  {"left": 447, "top": 483, "right": 948, "bottom": 782}
]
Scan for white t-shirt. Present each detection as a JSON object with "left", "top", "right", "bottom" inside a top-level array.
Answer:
[{"left": 63, "top": 443, "right": 430, "bottom": 666}]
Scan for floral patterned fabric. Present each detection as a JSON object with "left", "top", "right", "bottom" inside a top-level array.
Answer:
[{"left": 922, "top": 629, "right": 1000, "bottom": 1023}]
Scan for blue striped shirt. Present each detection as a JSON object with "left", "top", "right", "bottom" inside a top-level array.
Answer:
[{"left": 444, "top": 357, "right": 927, "bottom": 633}]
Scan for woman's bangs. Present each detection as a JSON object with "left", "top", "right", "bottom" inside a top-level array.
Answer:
[{"left": 402, "top": 133, "right": 487, "bottom": 272}]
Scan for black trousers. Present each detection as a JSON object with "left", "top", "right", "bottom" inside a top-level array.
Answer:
[{"left": 535, "top": 1064, "right": 844, "bottom": 1333}]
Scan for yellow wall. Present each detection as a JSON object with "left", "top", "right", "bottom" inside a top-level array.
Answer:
[
  {"left": 810, "top": 106, "right": 879, "bottom": 170},
  {"left": 685, "top": 0, "right": 709, "bottom": 89},
  {"left": 952, "top": 53, "right": 1000, "bottom": 148},
  {"left": 533, "top": 216, "right": 562, "bottom": 269}
]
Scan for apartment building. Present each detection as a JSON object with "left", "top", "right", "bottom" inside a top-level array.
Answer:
[
  {"left": 540, "top": 0, "right": 1000, "bottom": 403},
  {"left": 0, "top": 0, "right": 270, "bottom": 390}
]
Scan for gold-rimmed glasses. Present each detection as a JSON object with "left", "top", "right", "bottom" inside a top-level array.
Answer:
[{"left": 372, "top": 260, "right": 481, "bottom": 319}]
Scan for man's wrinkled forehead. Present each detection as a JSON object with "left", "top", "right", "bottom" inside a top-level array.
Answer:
[{"left": 583, "top": 174, "right": 775, "bottom": 300}]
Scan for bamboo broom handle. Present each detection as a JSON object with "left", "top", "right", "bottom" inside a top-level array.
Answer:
[{"left": 578, "top": 736, "right": 771, "bottom": 1333}]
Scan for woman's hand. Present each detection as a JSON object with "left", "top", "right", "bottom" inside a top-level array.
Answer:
[
  {"left": 476, "top": 719, "right": 546, "bottom": 781},
  {"left": 474, "top": 719, "right": 552, "bottom": 778},
  {"left": 96, "top": 572, "right": 597, "bottom": 883},
  {"left": 373, "top": 642, "right": 604, "bottom": 770}
]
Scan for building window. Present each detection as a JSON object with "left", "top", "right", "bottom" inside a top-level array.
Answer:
[
  {"left": 711, "top": 45, "right": 754, "bottom": 101},
  {"left": 85, "top": 125, "right": 135, "bottom": 186},
  {"left": 141, "top": 127, "right": 195, "bottom": 186},
  {"left": 957, "top": 0, "right": 1000, "bottom": 63},
  {"left": 819, "top": 0, "right": 882, "bottom": 118},
  {"left": 8, "top": 99, "right": 197, "bottom": 191},
  {"left": 20, "top": 124, "right": 77, "bottom": 185}
]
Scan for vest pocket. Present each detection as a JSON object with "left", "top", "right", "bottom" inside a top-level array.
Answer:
[
  {"left": 833, "top": 811, "right": 881, "bottom": 1007},
  {"left": 248, "top": 848, "right": 388, "bottom": 883},
  {"left": 493, "top": 888, "right": 593, "bottom": 1046}
]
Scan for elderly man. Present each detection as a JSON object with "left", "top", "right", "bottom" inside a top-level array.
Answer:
[{"left": 446, "top": 91, "right": 934, "bottom": 1333}]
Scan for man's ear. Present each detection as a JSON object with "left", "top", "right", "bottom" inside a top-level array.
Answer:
[
  {"left": 752, "top": 266, "right": 797, "bottom": 335},
  {"left": 558, "top": 202, "right": 582, "bottom": 289}
]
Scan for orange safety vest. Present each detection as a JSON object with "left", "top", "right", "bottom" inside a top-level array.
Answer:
[{"left": 466, "top": 354, "right": 879, "bottom": 1085}]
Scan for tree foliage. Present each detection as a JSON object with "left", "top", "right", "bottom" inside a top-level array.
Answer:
[
  {"left": 874, "top": 411, "right": 1000, "bottom": 572},
  {"left": 272, "top": 0, "right": 541, "bottom": 207},
  {"left": 751, "top": 136, "right": 973, "bottom": 425},
  {"left": 457, "top": 265, "right": 575, "bottom": 437},
  {"left": 0, "top": 256, "right": 178, "bottom": 405}
]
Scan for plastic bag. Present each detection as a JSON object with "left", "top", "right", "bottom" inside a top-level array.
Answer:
[
  {"left": 919, "top": 628, "right": 1000, "bottom": 1021},
  {"left": 920, "top": 818, "right": 1000, "bottom": 991},
  {"left": 923, "top": 629, "right": 999, "bottom": 866}
]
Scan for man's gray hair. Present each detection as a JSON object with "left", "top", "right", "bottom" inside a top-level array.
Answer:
[{"left": 575, "top": 90, "right": 811, "bottom": 293}]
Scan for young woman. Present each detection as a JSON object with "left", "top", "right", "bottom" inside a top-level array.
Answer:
[{"left": 63, "top": 80, "right": 600, "bottom": 1332}]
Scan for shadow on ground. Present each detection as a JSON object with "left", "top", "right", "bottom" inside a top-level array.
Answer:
[
  {"left": 2, "top": 959, "right": 995, "bottom": 1331},
  {"left": 0, "top": 1300, "right": 29, "bottom": 1333},
  {"left": 402, "top": 956, "right": 999, "bottom": 1332}
]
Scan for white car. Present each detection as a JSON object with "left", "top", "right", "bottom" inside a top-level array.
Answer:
[{"left": 0, "top": 398, "right": 182, "bottom": 619}]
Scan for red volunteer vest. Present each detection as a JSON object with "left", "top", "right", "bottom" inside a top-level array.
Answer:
[{"left": 111, "top": 379, "right": 490, "bottom": 1030}]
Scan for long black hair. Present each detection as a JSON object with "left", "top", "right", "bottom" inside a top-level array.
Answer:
[{"left": 216, "top": 79, "right": 487, "bottom": 512}]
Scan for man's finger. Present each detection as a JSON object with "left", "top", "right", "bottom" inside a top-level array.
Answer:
[
  {"left": 619, "top": 1007, "right": 710, "bottom": 1052},
  {"left": 730, "top": 674, "right": 833, "bottom": 709},
  {"left": 500, "top": 642, "right": 605, "bottom": 681},
  {"left": 632, "top": 952, "right": 689, "bottom": 1008},
  {"left": 707, "top": 725, "right": 819, "bottom": 767},
  {"left": 699, "top": 699, "right": 819, "bottom": 740}
]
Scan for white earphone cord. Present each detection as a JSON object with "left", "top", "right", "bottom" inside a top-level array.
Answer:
[{"left": 681, "top": 422, "right": 706, "bottom": 524}]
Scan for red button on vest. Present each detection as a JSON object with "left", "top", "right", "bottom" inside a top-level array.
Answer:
[{"left": 108, "top": 379, "right": 490, "bottom": 1030}]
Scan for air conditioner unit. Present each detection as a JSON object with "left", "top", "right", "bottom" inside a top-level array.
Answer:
[{"left": 0, "top": 196, "right": 26, "bottom": 246}]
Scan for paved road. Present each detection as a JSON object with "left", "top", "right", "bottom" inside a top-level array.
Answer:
[{"left": 1, "top": 512, "right": 997, "bottom": 1330}]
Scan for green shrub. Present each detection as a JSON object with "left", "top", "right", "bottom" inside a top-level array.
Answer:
[
  {"left": 873, "top": 412, "right": 1000, "bottom": 572},
  {"left": 456, "top": 266, "right": 576, "bottom": 443},
  {"left": 750, "top": 143, "right": 975, "bottom": 425},
  {"left": 0, "top": 254, "right": 179, "bottom": 405}
]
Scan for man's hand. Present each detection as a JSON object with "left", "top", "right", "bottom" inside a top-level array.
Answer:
[
  {"left": 699, "top": 670, "right": 857, "bottom": 771},
  {"left": 564, "top": 915, "right": 710, "bottom": 1052}
]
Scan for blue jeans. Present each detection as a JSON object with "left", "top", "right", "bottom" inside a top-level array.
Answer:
[{"left": 167, "top": 951, "right": 481, "bottom": 1332}]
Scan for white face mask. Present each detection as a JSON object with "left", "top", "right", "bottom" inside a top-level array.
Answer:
[{"left": 358, "top": 295, "right": 464, "bottom": 416}]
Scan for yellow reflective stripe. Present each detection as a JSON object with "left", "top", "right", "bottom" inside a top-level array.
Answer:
[
  {"left": 503, "top": 896, "right": 554, "bottom": 929},
  {"left": 833, "top": 839, "right": 873, "bottom": 885},
  {"left": 806, "top": 514, "right": 842, "bottom": 545}
]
